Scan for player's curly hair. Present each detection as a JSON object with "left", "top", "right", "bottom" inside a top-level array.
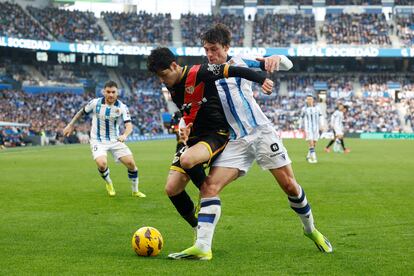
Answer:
[
  {"left": 147, "top": 47, "right": 176, "bottom": 73},
  {"left": 201, "top": 23, "right": 232, "bottom": 46}
]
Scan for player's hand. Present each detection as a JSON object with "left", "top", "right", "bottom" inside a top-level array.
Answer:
[
  {"left": 179, "top": 122, "right": 192, "bottom": 143},
  {"left": 117, "top": 134, "right": 128, "bottom": 143},
  {"left": 63, "top": 125, "right": 74, "bottom": 137},
  {"left": 256, "top": 56, "right": 281, "bottom": 73},
  {"left": 262, "top": 78, "right": 274, "bottom": 95}
]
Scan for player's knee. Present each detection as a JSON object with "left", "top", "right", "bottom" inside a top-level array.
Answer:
[
  {"left": 126, "top": 161, "right": 136, "bottom": 170},
  {"left": 179, "top": 154, "right": 195, "bottom": 170},
  {"left": 283, "top": 179, "right": 300, "bottom": 197},
  {"left": 97, "top": 162, "right": 107, "bottom": 172},
  {"left": 200, "top": 178, "right": 220, "bottom": 197},
  {"left": 164, "top": 182, "right": 181, "bottom": 197}
]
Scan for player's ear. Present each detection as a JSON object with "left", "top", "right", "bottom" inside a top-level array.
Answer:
[
  {"left": 223, "top": 45, "right": 230, "bottom": 53},
  {"left": 170, "top": 61, "right": 178, "bottom": 70}
]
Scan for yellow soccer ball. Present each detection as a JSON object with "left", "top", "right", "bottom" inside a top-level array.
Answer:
[{"left": 132, "top": 227, "right": 164, "bottom": 257}]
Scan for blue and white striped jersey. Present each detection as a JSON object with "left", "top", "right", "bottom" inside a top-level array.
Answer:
[
  {"left": 301, "top": 105, "right": 321, "bottom": 133},
  {"left": 84, "top": 98, "right": 131, "bottom": 142},
  {"left": 215, "top": 55, "right": 292, "bottom": 140}
]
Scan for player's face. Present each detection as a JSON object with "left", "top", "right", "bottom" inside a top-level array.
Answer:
[
  {"left": 203, "top": 42, "right": 229, "bottom": 64},
  {"left": 104, "top": 86, "right": 118, "bottom": 104},
  {"left": 157, "top": 62, "right": 180, "bottom": 88},
  {"left": 306, "top": 96, "right": 314, "bottom": 106}
]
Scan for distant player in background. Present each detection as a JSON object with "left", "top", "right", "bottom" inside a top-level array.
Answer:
[
  {"left": 63, "top": 80, "right": 146, "bottom": 197},
  {"left": 325, "top": 103, "right": 350, "bottom": 153},
  {"left": 300, "top": 95, "right": 322, "bottom": 163}
]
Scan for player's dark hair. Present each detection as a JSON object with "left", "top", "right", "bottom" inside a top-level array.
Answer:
[
  {"left": 201, "top": 23, "right": 232, "bottom": 46},
  {"left": 104, "top": 80, "right": 118, "bottom": 88},
  {"left": 147, "top": 47, "right": 176, "bottom": 73}
]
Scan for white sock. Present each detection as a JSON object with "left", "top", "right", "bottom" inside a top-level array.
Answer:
[
  {"left": 195, "top": 197, "right": 221, "bottom": 252},
  {"left": 128, "top": 169, "right": 139, "bottom": 192},
  {"left": 288, "top": 185, "right": 315, "bottom": 234},
  {"left": 99, "top": 168, "right": 112, "bottom": 184}
]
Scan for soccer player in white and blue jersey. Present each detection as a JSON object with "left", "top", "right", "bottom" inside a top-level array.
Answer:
[
  {"left": 168, "top": 24, "right": 332, "bottom": 261},
  {"left": 63, "top": 80, "right": 145, "bottom": 197},
  {"left": 325, "top": 103, "right": 350, "bottom": 153},
  {"left": 301, "top": 95, "right": 321, "bottom": 163}
]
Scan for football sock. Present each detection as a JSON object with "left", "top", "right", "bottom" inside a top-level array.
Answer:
[
  {"left": 288, "top": 185, "right": 315, "bottom": 234},
  {"left": 128, "top": 169, "right": 139, "bottom": 192},
  {"left": 339, "top": 138, "right": 346, "bottom": 150},
  {"left": 309, "top": 147, "right": 315, "bottom": 158},
  {"left": 98, "top": 167, "right": 112, "bottom": 184},
  {"left": 195, "top": 197, "right": 221, "bottom": 252},
  {"left": 326, "top": 140, "right": 335, "bottom": 149},
  {"left": 169, "top": 191, "right": 198, "bottom": 228},
  {"left": 184, "top": 164, "right": 206, "bottom": 189}
]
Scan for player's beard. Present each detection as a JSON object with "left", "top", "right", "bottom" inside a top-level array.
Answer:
[{"left": 106, "top": 96, "right": 116, "bottom": 104}]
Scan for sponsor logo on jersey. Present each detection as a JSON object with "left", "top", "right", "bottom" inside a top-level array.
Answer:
[
  {"left": 185, "top": 86, "right": 194, "bottom": 95},
  {"left": 207, "top": 64, "right": 221, "bottom": 75}
]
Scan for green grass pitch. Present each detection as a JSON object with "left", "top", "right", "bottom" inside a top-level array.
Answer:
[{"left": 1, "top": 139, "right": 413, "bottom": 275}]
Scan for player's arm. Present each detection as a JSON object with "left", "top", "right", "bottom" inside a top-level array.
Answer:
[
  {"left": 200, "top": 64, "right": 274, "bottom": 94},
  {"left": 299, "top": 108, "right": 305, "bottom": 129},
  {"left": 227, "top": 65, "right": 274, "bottom": 94},
  {"left": 63, "top": 108, "right": 86, "bottom": 137},
  {"left": 239, "top": 55, "right": 293, "bottom": 73},
  {"left": 63, "top": 99, "right": 96, "bottom": 137},
  {"left": 255, "top": 55, "right": 293, "bottom": 73},
  {"left": 117, "top": 105, "right": 132, "bottom": 142},
  {"left": 117, "top": 122, "right": 132, "bottom": 142}
]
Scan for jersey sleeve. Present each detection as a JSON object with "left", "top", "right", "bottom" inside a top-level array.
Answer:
[
  {"left": 83, "top": 98, "right": 98, "bottom": 114},
  {"left": 121, "top": 105, "right": 131, "bottom": 123},
  {"left": 241, "top": 57, "right": 264, "bottom": 70},
  {"left": 238, "top": 55, "right": 293, "bottom": 71}
]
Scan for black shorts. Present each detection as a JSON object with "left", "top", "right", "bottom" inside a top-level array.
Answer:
[{"left": 170, "top": 131, "right": 229, "bottom": 174}]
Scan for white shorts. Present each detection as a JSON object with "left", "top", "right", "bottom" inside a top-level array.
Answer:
[
  {"left": 333, "top": 128, "right": 344, "bottom": 136},
  {"left": 212, "top": 124, "right": 291, "bottom": 176},
  {"left": 305, "top": 130, "right": 320, "bottom": 141},
  {"left": 90, "top": 141, "right": 132, "bottom": 162}
]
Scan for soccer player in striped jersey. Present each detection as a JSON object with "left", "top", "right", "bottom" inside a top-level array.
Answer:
[
  {"left": 325, "top": 104, "right": 350, "bottom": 153},
  {"left": 168, "top": 24, "right": 332, "bottom": 261},
  {"left": 301, "top": 95, "right": 322, "bottom": 163},
  {"left": 63, "top": 80, "right": 145, "bottom": 197},
  {"left": 147, "top": 47, "right": 273, "bottom": 237}
]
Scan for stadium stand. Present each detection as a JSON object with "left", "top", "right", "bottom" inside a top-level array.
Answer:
[
  {"left": 0, "top": 2, "right": 48, "bottom": 40},
  {"left": 395, "top": 14, "right": 414, "bottom": 47},
  {"left": 102, "top": 11, "right": 173, "bottom": 44},
  {"left": 322, "top": 13, "right": 391, "bottom": 45},
  {"left": 326, "top": 0, "right": 382, "bottom": 5},
  {"left": 1, "top": 1, "right": 414, "bottom": 147},
  {"left": 394, "top": 0, "right": 414, "bottom": 5},
  {"left": 27, "top": 6, "right": 104, "bottom": 42},
  {"left": 180, "top": 13, "right": 245, "bottom": 46},
  {"left": 253, "top": 14, "right": 317, "bottom": 47}
]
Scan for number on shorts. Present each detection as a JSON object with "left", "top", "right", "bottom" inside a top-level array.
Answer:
[{"left": 93, "top": 145, "right": 98, "bottom": 151}]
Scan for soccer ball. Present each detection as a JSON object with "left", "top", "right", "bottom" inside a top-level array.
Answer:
[{"left": 131, "top": 227, "right": 163, "bottom": 257}]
